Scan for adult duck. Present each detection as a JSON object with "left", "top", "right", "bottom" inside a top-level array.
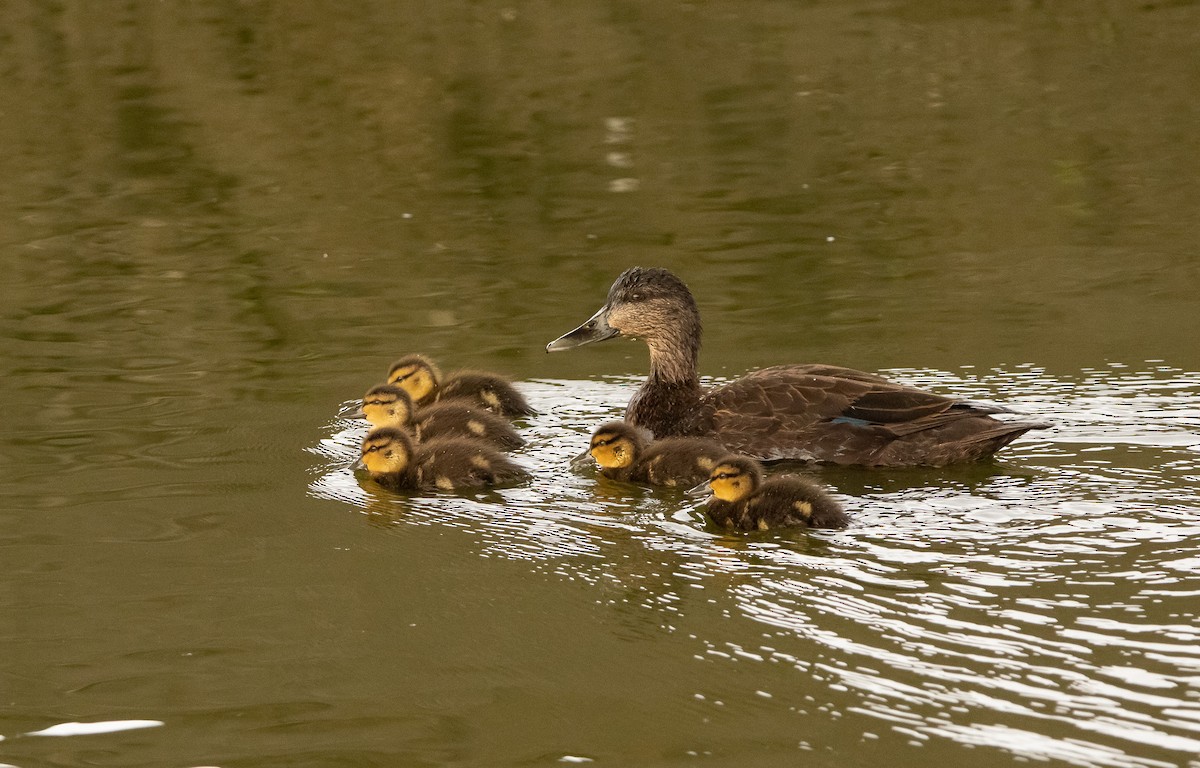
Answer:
[{"left": 546, "top": 267, "right": 1045, "bottom": 466}]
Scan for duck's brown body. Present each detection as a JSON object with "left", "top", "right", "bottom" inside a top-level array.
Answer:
[
  {"left": 549, "top": 267, "right": 1045, "bottom": 467},
  {"left": 628, "top": 363, "right": 1036, "bottom": 466}
]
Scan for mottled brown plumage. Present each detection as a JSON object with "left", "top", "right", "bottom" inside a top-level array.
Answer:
[
  {"left": 589, "top": 420, "right": 728, "bottom": 488},
  {"left": 358, "top": 426, "right": 528, "bottom": 491},
  {"left": 358, "top": 383, "right": 524, "bottom": 450},
  {"left": 548, "top": 267, "right": 1046, "bottom": 466},
  {"left": 696, "top": 455, "right": 849, "bottom": 531},
  {"left": 387, "top": 354, "right": 536, "bottom": 418}
]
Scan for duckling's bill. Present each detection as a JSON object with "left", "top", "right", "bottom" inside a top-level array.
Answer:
[
  {"left": 546, "top": 305, "right": 619, "bottom": 352},
  {"left": 686, "top": 478, "right": 713, "bottom": 498}
]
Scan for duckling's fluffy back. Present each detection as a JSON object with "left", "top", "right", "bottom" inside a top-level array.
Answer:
[
  {"left": 439, "top": 371, "right": 537, "bottom": 418},
  {"left": 414, "top": 401, "right": 525, "bottom": 450},
  {"left": 414, "top": 436, "right": 529, "bottom": 491},
  {"left": 632, "top": 436, "right": 728, "bottom": 488}
]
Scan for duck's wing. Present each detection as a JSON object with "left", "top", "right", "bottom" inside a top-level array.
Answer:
[{"left": 704, "top": 366, "right": 1007, "bottom": 463}]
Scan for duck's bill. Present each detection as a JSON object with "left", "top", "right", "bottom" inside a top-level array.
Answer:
[
  {"left": 686, "top": 480, "right": 713, "bottom": 498},
  {"left": 345, "top": 407, "right": 367, "bottom": 419},
  {"left": 546, "top": 305, "right": 619, "bottom": 352},
  {"left": 569, "top": 447, "right": 594, "bottom": 469},
  {"left": 352, "top": 457, "right": 366, "bottom": 471}
]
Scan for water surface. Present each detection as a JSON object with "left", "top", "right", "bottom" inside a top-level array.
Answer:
[{"left": 3, "top": 2, "right": 1200, "bottom": 767}]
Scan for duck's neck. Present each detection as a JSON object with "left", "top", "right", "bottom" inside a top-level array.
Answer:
[
  {"left": 646, "top": 337, "right": 698, "bottom": 386},
  {"left": 627, "top": 325, "right": 705, "bottom": 438},
  {"left": 645, "top": 311, "right": 702, "bottom": 386}
]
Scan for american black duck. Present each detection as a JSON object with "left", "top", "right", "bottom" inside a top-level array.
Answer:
[{"left": 547, "top": 267, "right": 1045, "bottom": 466}]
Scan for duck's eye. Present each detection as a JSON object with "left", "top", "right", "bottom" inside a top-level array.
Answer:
[{"left": 630, "top": 292, "right": 644, "bottom": 301}]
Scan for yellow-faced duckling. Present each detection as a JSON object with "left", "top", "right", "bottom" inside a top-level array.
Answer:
[
  {"left": 547, "top": 267, "right": 1046, "bottom": 466},
  {"left": 358, "top": 383, "right": 524, "bottom": 451},
  {"left": 692, "top": 455, "right": 849, "bottom": 531},
  {"left": 357, "top": 426, "right": 529, "bottom": 491},
  {"left": 589, "top": 420, "right": 728, "bottom": 488},
  {"left": 388, "top": 354, "right": 536, "bottom": 418}
]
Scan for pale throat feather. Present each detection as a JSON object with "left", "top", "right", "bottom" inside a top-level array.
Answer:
[{"left": 645, "top": 327, "right": 699, "bottom": 385}]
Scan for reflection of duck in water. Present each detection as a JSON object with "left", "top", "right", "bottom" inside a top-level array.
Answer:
[
  {"left": 691, "top": 455, "right": 849, "bottom": 531},
  {"left": 387, "top": 354, "right": 536, "bottom": 418},
  {"left": 548, "top": 267, "right": 1045, "bottom": 466},
  {"left": 357, "top": 383, "right": 524, "bottom": 451},
  {"left": 588, "top": 420, "right": 728, "bottom": 488},
  {"left": 357, "top": 427, "right": 529, "bottom": 491}
]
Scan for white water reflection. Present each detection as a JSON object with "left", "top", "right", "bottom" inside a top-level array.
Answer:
[{"left": 310, "top": 365, "right": 1200, "bottom": 767}]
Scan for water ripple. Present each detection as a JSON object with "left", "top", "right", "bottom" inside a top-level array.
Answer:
[{"left": 311, "top": 365, "right": 1200, "bottom": 767}]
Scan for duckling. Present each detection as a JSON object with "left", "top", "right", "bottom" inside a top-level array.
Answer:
[
  {"left": 358, "top": 383, "right": 524, "bottom": 450},
  {"left": 547, "top": 267, "right": 1047, "bottom": 466},
  {"left": 589, "top": 420, "right": 729, "bottom": 488},
  {"left": 693, "top": 455, "right": 849, "bottom": 531},
  {"left": 357, "top": 426, "right": 529, "bottom": 491},
  {"left": 388, "top": 354, "right": 536, "bottom": 418}
]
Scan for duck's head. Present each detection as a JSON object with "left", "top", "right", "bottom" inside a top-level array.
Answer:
[
  {"left": 546, "top": 268, "right": 701, "bottom": 357},
  {"left": 692, "top": 455, "right": 763, "bottom": 502},
  {"left": 359, "top": 384, "right": 415, "bottom": 428},
  {"left": 358, "top": 426, "right": 415, "bottom": 476},
  {"left": 388, "top": 354, "right": 442, "bottom": 403},
  {"left": 588, "top": 420, "right": 649, "bottom": 470}
]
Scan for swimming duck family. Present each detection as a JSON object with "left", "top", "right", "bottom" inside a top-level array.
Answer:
[
  {"left": 691, "top": 455, "right": 849, "bottom": 531},
  {"left": 388, "top": 354, "right": 536, "bottom": 418},
  {"left": 358, "top": 383, "right": 525, "bottom": 451},
  {"left": 548, "top": 267, "right": 1045, "bottom": 467},
  {"left": 589, "top": 420, "right": 729, "bottom": 488},
  {"left": 358, "top": 426, "right": 529, "bottom": 491}
]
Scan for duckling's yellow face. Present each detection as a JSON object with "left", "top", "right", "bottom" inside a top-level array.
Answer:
[
  {"left": 590, "top": 430, "right": 636, "bottom": 469},
  {"left": 388, "top": 361, "right": 438, "bottom": 403},
  {"left": 360, "top": 431, "right": 412, "bottom": 475},
  {"left": 361, "top": 389, "right": 412, "bottom": 428},
  {"left": 708, "top": 462, "right": 754, "bottom": 502}
]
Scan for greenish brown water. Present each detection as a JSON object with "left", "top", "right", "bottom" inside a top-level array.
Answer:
[{"left": 3, "top": 2, "right": 1200, "bottom": 767}]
